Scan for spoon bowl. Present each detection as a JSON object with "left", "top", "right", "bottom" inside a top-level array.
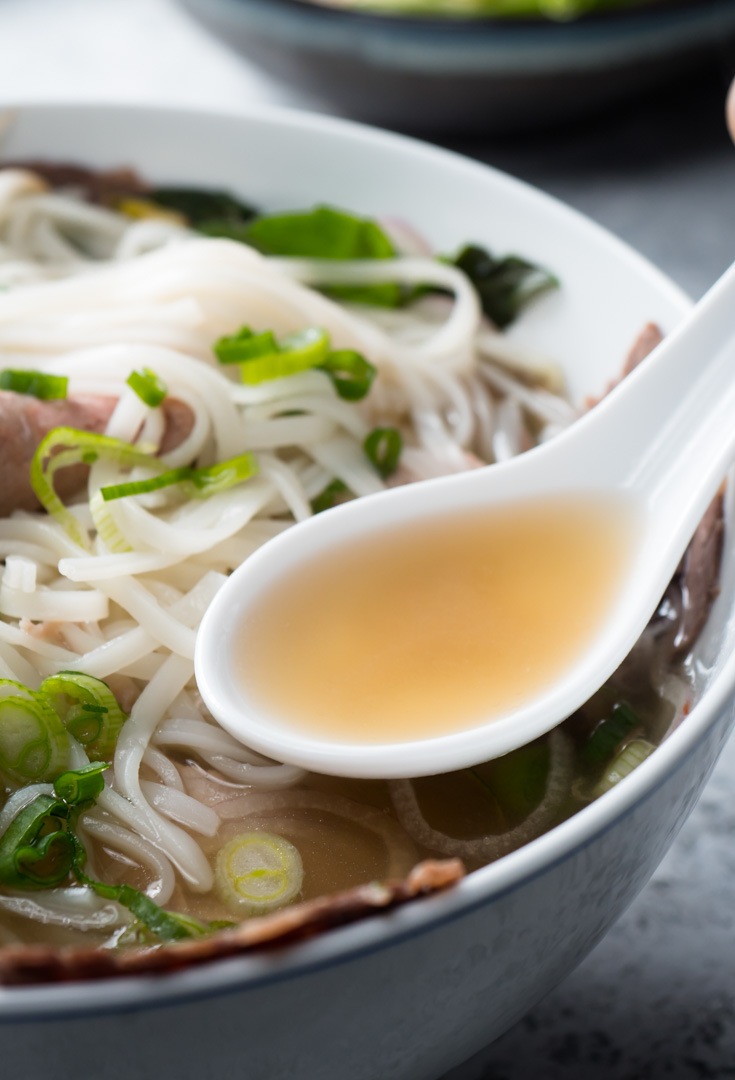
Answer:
[{"left": 196, "top": 257, "right": 735, "bottom": 777}]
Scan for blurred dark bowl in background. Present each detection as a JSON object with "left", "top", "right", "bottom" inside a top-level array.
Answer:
[{"left": 179, "top": 0, "right": 735, "bottom": 134}]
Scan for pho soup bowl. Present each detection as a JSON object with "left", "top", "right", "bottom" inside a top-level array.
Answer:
[
  {"left": 1, "top": 103, "right": 733, "bottom": 1080},
  {"left": 179, "top": 0, "right": 735, "bottom": 133}
]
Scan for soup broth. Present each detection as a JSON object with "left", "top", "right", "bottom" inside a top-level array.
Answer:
[
  {"left": 236, "top": 496, "right": 637, "bottom": 743},
  {"left": 0, "top": 162, "right": 716, "bottom": 977}
]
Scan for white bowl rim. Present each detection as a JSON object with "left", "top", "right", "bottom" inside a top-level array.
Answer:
[{"left": 0, "top": 98, "right": 727, "bottom": 1021}]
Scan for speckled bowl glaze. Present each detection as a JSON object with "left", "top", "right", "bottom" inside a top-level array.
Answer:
[
  {"left": 2, "top": 103, "right": 735, "bottom": 1080},
  {"left": 179, "top": 0, "right": 735, "bottom": 132}
]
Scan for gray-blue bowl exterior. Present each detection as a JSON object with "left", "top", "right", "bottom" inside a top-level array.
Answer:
[
  {"left": 179, "top": 0, "right": 735, "bottom": 131},
  {"left": 4, "top": 704, "right": 734, "bottom": 1080}
]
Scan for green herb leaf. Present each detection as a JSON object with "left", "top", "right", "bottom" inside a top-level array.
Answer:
[
  {"left": 0, "top": 370, "right": 68, "bottom": 400},
  {"left": 452, "top": 245, "right": 559, "bottom": 329},
  {"left": 245, "top": 206, "right": 404, "bottom": 307},
  {"left": 150, "top": 187, "right": 256, "bottom": 229},
  {"left": 246, "top": 205, "right": 394, "bottom": 261}
]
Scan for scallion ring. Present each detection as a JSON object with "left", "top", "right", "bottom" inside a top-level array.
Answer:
[
  {"left": 0, "top": 369, "right": 68, "bottom": 400},
  {"left": 0, "top": 794, "right": 74, "bottom": 889},
  {"left": 319, "top": 350, "right": 377, "bottom": 401},
  {"left": 363, "top": 427, "right": 402, "bottom": 479},
  {"left": 214, "top": 327, "right": 278, "bottom": 365},
  {"left": 214, "top": 325, "right": 330, "bottom": 384},
  {"left": 40, "top": 672, "right": 127, "bottom": 762},
  {"left": 0, "top": 680, "right": 69, "bottom": 785},
  {"left": 311, "top": 478, "right": 350, "bottom": 515},
  {"left": 126, "top": 367, "right": 167, "bottom": 408},
  {"left": 593, "top": 739, "right": 655, "bottom": 798},
  {"left": 53, "top": 762, "right": 110, "bottom": 805},
  {"left": 30, "top": 428, "right": 161, "bottom": 549},
  {"left": 215, "top": 832, "right": 303, "bottom": 917}
]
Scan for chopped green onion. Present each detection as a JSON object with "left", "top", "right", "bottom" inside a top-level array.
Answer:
[
  {"left": 593, "top": 739, "right": 655, "bottom": 798},
  {"left": 214, "top": 327, "right": 278, "bottom": 366},
  {"left": 0, "top": 369, "right": 68, "bottom": 400},
  {"left": 238, "top": 326, "right": 329, "bottom": 385},
  {"left": 452, "top": 245, "right": 559, "bottom": 330},
  {"left": 215, "top": 832, "right": 304, "bottom": 917},
  {"left": 364, "top": 427, "right": 402, "bottom": 479},
  {"left": 319, "top": 350, "right": 377, "bottom": 401},
  {"left": 126, "top": 367, "right": 167, "bottom": 408},
  {"left": 214, "top": 325, "right": 330, "bottom": 385},
  {"left": 53, "top": 762, "right": 109, "bottom": 804},
  {"left": 30, "top": 427, "right": 159, "bottom": 549},
  {"left": 0, "top": 794, "right": 74, "bottom": 889},
  {"left": 0, "top": 680, "right": 69, "bottom": 785},
  {"left": 149, "top": 187, "right": 255, "bottom": 229},
  {"left": 100, "top": 452, "right": 259, "bottom": 503},
  {"left": 86, "top": 879, "right": 203, "bottom": 941},
  {"left": 31, "top": 428, "right": 258, "bottom": 545},
  {"left": 582, "top": 702, "right": 640, "bottom": 767},
  {"left": 311, "top": 478, "right": 350, "bottom": 515},
  {"left": 0, "top": 763, "right": 214, "bottom": 936},
  {"left": 40, "top": 671, "right": 127, "bottom": 761}
]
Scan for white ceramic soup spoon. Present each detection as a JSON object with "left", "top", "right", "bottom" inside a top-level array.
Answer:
[{"left": 196, "top": 258, "right": 735, "bottom": 779}]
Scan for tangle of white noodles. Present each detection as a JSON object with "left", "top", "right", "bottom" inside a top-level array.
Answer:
[
  {"left": 80, "top": 812, "right": 176, "bottom": 905},
  {"left": 0, "top": 178, "right": 577, "bottom": 923}
]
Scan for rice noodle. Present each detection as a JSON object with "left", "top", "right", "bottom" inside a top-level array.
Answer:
[
  {"left": 80, "top": 812, "right": 176, "bottom": 904},
  {"left": 0, "top": 173, "right": 581, "bottom": 935},
  {"left": 0, "top": 889, "right": 123, "bottom": 931}
]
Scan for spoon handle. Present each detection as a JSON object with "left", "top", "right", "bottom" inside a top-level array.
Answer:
[{"left": 552, "top": 257, "right": 735, "bottom": 533}]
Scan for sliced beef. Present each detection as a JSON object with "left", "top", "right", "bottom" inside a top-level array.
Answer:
[
  {"left": 585, "top": 322, "right": 663, "bottom": 410},
  {"left": 158, "top": 397, "right": 195, "bottom": 456},
  {"left": 0, "top": 163, "right": 147, "bottom": 206},
  {"left": 663, "top": 489, "right": 725, "bottom": 661},
  {"left": 0, "top": 391, "right": 194, "bottom": 517},
  {"left": 622, "top": 322, "right": 664, "bottom": 376},
  {"left": 0, "top": 390, "right": 116, "bottom": 516},
  {"left": 588, "top": 321, "right": 725, "bottom": 666}
]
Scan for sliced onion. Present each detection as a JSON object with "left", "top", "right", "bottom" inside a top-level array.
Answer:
[{"left": 389, "top": 730, "right": 574, "bottom": 863}]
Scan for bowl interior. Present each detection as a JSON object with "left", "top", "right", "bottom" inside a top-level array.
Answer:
[{"left": 1, "top": 101, "right": 732, "bottom": 1013}]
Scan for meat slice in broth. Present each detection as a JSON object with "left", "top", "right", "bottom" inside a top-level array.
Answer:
[{"left": 0, "top": 391, "right": 194, "bottom": 516}]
